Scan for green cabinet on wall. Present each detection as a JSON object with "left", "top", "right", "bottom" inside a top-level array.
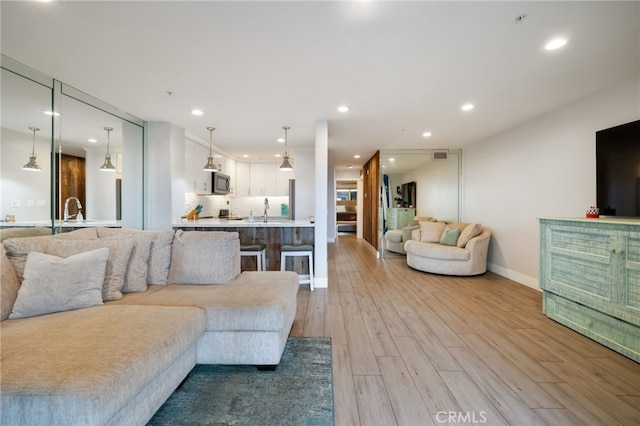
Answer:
[
  {"left": 386, "top": 208, "right": 415, "bottom": 230},
  {"left": 539, "top": 218, "right": 640, "bottom": 362}
]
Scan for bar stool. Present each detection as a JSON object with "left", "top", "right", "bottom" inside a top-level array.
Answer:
[
  {"left": 280, "top": 244, "right": 314, "bottom": 291},
  {"left": 240, "top": 243, "right": 267, "bottom": 271}
]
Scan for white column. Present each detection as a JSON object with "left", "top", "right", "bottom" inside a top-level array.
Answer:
[
  {"left": 314, "top": 120, "right": 328, "bottom": 288},
  {"left": 146, "top": 122, "right": 186, "bottom": 230}
]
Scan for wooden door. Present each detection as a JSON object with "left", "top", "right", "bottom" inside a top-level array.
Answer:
[{"left": 55, "top": 154, "right": 86, "bottom": 219}]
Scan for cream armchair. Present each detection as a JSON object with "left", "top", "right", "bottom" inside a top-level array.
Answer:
[
  {"left": 404, "top": 222, "right": 491, "bottom": 276},
  {"left": 384, "top": 216, "right": 433, "bottom": 254}
]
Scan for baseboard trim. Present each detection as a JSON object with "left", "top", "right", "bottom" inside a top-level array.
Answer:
[
  {"left": 487, "top": 263, "right": 540, "bottom": 291},
  {"left": 313, "top": 276, "right": 328, "bottom": 289}
]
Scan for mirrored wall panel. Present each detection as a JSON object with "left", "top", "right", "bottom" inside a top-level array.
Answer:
[
  {"left": 379, "top": 149, "right": 461, "bottom": 258},
  {"left": 1, "top": 56, "right": 145, "bottom": 231}
]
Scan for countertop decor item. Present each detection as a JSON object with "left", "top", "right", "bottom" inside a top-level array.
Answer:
[{"left": 586, "top": 206, "right": 600, "bottom": 218}]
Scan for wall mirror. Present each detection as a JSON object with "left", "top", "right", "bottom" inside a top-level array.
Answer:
[
  {"left": 379, "top": 149, "right": 461, "bottom": 258},
  {"left": 1, "top": 56, "right": 145, "bottom": 231}
]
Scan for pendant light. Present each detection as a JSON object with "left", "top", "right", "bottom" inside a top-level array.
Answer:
[
  {"left": 23, "top": 127, "right": 41, "bottom": 171},
  {"left": 279, "top": 125, "right": 293, "bottom": 171},
  {"left": 203, "top": 127, "right": 217, "bottom": 172},
  {"left": 99, "top": 126, "right": 116, "bottom": 171}
]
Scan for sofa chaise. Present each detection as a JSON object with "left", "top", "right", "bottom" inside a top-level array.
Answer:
[{"left": 0, "top": 227, "right": 299, "bottom": 425}]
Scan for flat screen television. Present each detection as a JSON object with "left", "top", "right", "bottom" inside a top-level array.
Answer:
[{"left": 596, "top": 119, "right": 640, "bottom": 217}]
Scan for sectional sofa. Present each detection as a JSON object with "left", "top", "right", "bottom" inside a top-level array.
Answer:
[{"left": 0, "top": 227, "right": 299, "bottom": 425}]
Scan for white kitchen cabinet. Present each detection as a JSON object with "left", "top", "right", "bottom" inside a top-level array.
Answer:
[
  {"left": 250, "top": 163, "right": 276, "bottom": 197},
  {"left": 185, "top": 139, "right": 212, "bottom": 194},
  {"left": 236, "top": 162, "right": 251, "bottom": 196}
]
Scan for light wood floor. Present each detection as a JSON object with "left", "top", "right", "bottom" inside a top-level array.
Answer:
[{"left": 291, "top": 234, "right": 640, "bottom": 426}]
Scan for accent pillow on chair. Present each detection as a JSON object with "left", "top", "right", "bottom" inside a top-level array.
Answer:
[
  {"left": 419, "top": 221, "right": 446, "bottom": 243},
  {"left": 9, "top": 248, "right": 108, "bottom": 319},
  {"left": 440, "top": 226, "right": 462, "bottom": 246},
  {"left": 457, "top": 223, "right": 483, "bottom": 248}
]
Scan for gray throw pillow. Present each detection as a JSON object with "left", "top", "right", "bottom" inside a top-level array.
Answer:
[
  {"left": 9, "top": 249, "right": 107, "bottom": 319},
  {"left": 45, "top": 239, "right": 134, "bottom": 301}
]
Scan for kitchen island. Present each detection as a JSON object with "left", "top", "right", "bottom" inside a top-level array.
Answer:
[{"left": 173, "top": 218, "right": 314, "bottom": 272}]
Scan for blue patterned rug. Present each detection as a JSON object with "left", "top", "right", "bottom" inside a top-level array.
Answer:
[{"left": 147, "top": 337, "right": 334, "bottom": 426}]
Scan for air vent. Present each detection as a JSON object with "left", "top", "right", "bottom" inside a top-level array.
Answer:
[{"left": 433, "top": 151, "right": 448, "bottom": 160}]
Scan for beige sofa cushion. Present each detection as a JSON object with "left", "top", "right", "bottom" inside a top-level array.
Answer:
[
  {"left": 0, "top": 226, "right": 51, "bottom": 242},
  {"left": 385, "top": 230, "right": 403, "bottom": 243},
  {"left": 457, "top": 223, "right": 483, "bottom": 248},
  {"left": 100, "top": 233, "right": 152, "bottom": 293},
  {"left": 9, "top": 249, "right": 107, "bottom": 319},
  {"left": 111, "top": 271, "right": 299, "bottom": 332},
  {"left": 1, "top": 305, "right": 204, "bottom": 426},
  {"left": 3, "top": 235, "right": 52, "bottom": 282},
  {"left": 45, "top": 239, "right": 134, "bottom": 301},
  {"left": 406, "top": 241, "right": 470, "bottom": 261},
  {"left": 1, "top": 245, "right": 20, "bottom": 321},
  {"left": 168, "top": 230, "right": 240, "bottom": 285},
  {"left": 419, "top": 221, "right": 446, "bottom": 243},
  {"left": 97, "top": 228, "right": 174, "bottom": 285}
]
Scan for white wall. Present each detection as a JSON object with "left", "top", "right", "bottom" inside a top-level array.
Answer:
[
  {"left": 146, "top": 122, "right": 187, "bottom": 230},
  {"left": 84, "top": 147, "right": 117, "bottom": 220},
  {"left": 463, "top": 76, "right": 640, "bottom": 289}
]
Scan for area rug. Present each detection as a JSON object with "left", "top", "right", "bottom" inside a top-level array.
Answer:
[{"left": 147, "top": 337, "right": 334, "bottom": 426}]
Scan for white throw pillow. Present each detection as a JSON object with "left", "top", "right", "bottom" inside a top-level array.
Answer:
[
  {"left": 9, "top": 249, "right": 107, "bottom": 319},
  {"left": 457, "top": 223, "right": 483, "bottom": 248},
  {"left": 168, "top": 230, "right": 240, "bottom": 285},
  {"left": 419, "top": 221, "right": 447, "bottom": 243},
  {"left": 45, "top": 239, "right": 134, "bottom": 301}
]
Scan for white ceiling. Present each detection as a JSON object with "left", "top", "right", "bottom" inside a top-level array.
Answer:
[{"left": 2, "top": 1, "right": 638, "bottom": 170}]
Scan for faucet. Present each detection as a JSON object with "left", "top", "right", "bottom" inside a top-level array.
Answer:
[
  {"left": 264, "top": 198, "right": 269, "bottom": 223},
  {"left": 64, "top": 197, "right": 83, "bottom": 222}
]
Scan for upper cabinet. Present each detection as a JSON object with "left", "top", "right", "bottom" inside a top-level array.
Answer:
[
  {"left": 184, "top": 139, "right": 212, "bottom": 194},
  {"left": 235, "top": 162, "right": 294, "bottom": 197}
]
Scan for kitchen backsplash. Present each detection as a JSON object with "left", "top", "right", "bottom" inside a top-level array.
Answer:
[{"left": 185, "top": 193, "right": 289, "bottom": 219}]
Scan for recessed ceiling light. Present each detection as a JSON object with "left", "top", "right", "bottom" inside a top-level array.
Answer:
[
  {"left": 277, "top": 137, "right": 285, "bottom": 143},
  {"left": 275, "top": 153, "right": 281, "bottom": 158},
  {"left": 389, "top": 158, "right": 395, "bottom": 162},
  {"left": 545, "top": 37, "right": 567, "bottom": 51},
  {"left": 461, "top": 103, "right": 475, "bottom": 112},
  {"left": 88, "top": 138, "right": 97, "bottom": 143},
  {"left": 190, "top": 108, "right": 204, "bottom": 116},
  {"left": 422, "top": 132, "right": 432, "bottom": 138},
  {"left": 43, "top": 110, "right": 60, "bottom": 116},
  {"left": 243, "top": 154, "right": 249, "bottom": 158},
  {"left": 354, "top": 154, "right": 360, "bottom": 159},
  {"left": 337, "top": 106, "right": 350, "bottom": 113},
  {"left": 348, "top": 165, "right": 353, "bottom": 169}
]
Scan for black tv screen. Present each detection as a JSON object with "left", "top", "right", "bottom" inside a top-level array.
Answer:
[{"left": 596, "top": 119, "right": 640, "bottom": 217}]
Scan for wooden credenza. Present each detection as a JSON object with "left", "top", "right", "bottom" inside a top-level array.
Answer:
[
  {"left": 539, "top": 217, "right": 640, "bottom": 362},
  {"left": 386, "top": 208, "right": 415, "bottom": 230}
]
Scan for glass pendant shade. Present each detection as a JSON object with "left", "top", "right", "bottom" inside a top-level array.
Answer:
[
  {"left": 279, "top": 125, "right": 293, "bottom": 171},
  {"left": 203, "top": 127, "right": 218, "bottom": 172},
  {"left": 23, "top": 127, "right": 41, "bottom": 171}
]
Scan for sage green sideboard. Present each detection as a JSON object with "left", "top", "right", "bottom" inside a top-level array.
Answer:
[{"left": 539, "top": 217, "right": 640, "bottom": 362}]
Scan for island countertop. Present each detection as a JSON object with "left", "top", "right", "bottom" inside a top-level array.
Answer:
[{"left": 173, "top": 218, "right": 315, "bottom": 228}]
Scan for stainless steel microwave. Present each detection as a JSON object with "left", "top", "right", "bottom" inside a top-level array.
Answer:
[{"left": 212, "top": 172, "right": 231, "bottom": 195}]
